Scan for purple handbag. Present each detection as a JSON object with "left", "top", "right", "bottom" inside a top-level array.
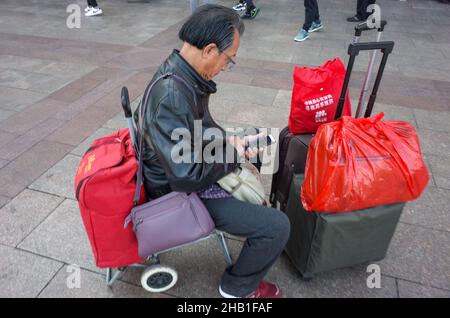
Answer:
[
  {"left": 124, "top": 191, "right": 215, "bottom": 258},
  {"left": 124, "top": 73, "right": 215, "bottom": 259}
]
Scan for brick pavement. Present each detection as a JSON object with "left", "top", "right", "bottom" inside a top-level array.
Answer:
[{"left": 0, "top": 0, "right": 449, "bottom": 298}]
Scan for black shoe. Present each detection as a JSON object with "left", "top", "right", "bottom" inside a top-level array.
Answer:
[
  {"left": 346, "top": 15, "right": 364, "bottom": 22},
  {"left": 242, "top": 7, "right": 260, "bottom": 19}
]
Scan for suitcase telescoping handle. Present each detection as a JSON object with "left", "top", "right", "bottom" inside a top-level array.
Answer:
[
  {"left": 121, "top": 86, "right": 137, "bottom": 150},
  {"left": 353, "top": 20, "right": 387, "bottom": 117},
  {"left": 354, "top": 20, "right": 387, "bottom": 39},
  {"left": 334, "top": 41, "right": 395, "bottom": 120}
]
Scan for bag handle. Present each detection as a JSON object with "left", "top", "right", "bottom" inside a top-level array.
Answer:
[
  {"left": 133, "top": 72, "right": 199, "bottom": 205},
  {"left": 334, "top": 41, "right": 395, "bottom": 120}
]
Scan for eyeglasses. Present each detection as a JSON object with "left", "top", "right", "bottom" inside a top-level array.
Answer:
[{"left": 221, "top": 51, "right": 236, "bottom": 71}]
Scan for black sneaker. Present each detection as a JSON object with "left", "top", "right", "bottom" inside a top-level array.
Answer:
[
  {"left": 242, "top": 7, "right": 260, "bottom": 19},
  {"left": 346, "top": 15, "right": 364, "bottom": 22}
]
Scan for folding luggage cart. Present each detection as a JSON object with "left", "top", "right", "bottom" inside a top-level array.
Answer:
[{"left": 103, "top": 87, "right": 234, "bottom": 293}]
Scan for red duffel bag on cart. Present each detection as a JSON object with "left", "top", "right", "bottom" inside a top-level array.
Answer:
[
  {"left": 301, "top": 113, "right": 429, "bottom": 212},
  {"left": 74, "top": 128, "right": 145, "bottom": 268},
  {"left": 288, "top": 57, "right": 352, "bottom": 134}
]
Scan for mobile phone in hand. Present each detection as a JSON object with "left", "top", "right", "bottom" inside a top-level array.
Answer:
[{"left": 245, "top": 134, "right": 276, "bottom": 150}]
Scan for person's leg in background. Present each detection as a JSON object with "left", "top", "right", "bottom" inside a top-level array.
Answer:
[
  {"left": 357, "top": 0, "right": 376, "bottom": 20},
  {"left": 295, "top": 0, "right": 322, "bottom": 42},
  {"left": 348, "top": 0, "right": 376, "bottom": 22},
  {"left": 242, "top": 0, "right": 260, "bottom": 19},
  {"left": 85, "top": 0, "right": 102, "bottom": 16},
  {"left": 203, "top": 197, "right": 290, "bottom": 298},
  {"left": 232, "top": 0, "right": 247, "bottom": 12},
  {"left": 310, "top": 0, "right": 323, "bottom": 32},
  {"left": 85, "top": 0, "right": 96, "bottom": 11}
]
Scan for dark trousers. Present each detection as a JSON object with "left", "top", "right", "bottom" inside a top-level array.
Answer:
[
  {"left": 238, "top": 0, "right": 255, "bottom": 10},
  {"left": 87, "top": 0, "right": 98, "bottom": 7},
  {"left": 246, "top": 0, "right": 255, "bottom": 10},
  {"left": 203, "top": 197, "right": 290, "bottom": 297},
  {"left": 356, "top": 0, "right": 376, "bottom": 20},
  {"left": 303, "top": 0, "right": 320, "bottom": 31}
]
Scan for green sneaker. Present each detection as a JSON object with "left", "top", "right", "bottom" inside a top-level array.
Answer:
[
  {"left": 309, "top": 21, "right": 323, "bottom": 33},
  {"left": 242, "top": 7, "right": 260, "bottom": 19},
  {"left": 294, "top": 29, "right": 310, "bottom": 42}
]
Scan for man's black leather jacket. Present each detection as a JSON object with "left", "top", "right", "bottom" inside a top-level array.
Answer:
[{"left": 134, "top": 50, "right": 241, "bottom": 199}]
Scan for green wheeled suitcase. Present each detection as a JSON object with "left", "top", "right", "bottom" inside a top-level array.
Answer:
[{"left": 283, "top": 174, "right": 405, "bottom": 279}]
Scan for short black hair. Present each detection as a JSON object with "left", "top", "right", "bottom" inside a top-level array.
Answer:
[{"left": 179, "top": 4, "right": 245, "bottom": 52}]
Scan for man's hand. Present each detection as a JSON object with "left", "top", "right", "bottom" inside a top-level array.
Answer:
[
  {"left": 228, "top": 135, "right": 263, "bottom": 160},
  {"left": 243, "top": 133, "right": 265, "bottom": 159}
]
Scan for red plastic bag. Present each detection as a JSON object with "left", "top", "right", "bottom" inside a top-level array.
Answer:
[
  {"left": 301, "top": 113, "right": 429, "bottom": 212},
  {"left": 288, "top": 58, "right": 352, "bottom": 134}
]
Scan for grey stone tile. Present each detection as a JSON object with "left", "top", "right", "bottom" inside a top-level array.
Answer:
[
  {"left": 421, "top": 155, "right": 436, "bottom": 188},
  {"left": 0, "top": 130, "right": 16, "bottom": 148},
  {"left": 0, "top": 117, "right": 66, "bottom": 161},
  {"left": 417, "top": 129, "right": 450, "bottom": 158},
  {"left": 377, "top": 222, "right": 450, "bottom": 290},
  {"left": 0, "top": 244, "right": 63, "bottom": 298},
  {"left": 426, "top": 155, "right": 450, "bottom": 190},
  {"left": 71, "top": 127, "right": 117, "bottom": 157},
  {"left": 369, "top": 102, "right": 417, "bottom": 125},
  {"left": 0, "top": 86, "right": 46, "bottom": 111},
  {"left": 0, "top": 140, "right": 72, "bottom": 198},
  {"left": 0, "top": 54, "right": 51, "bottom": 73},
  {"left": 209, "top": 99, "right": 289, "bottom": 129},
  {"left": 120, "top": 231, "right": 399, "bottom": 298},
  {"left": 29, "top": 154, "right": 81, "bottom": 199},
  {"left": 291, "top": 52, "right": 331, "bottom": 68},
  {"left": 212, "top": 83, "right": 279, "bottom": 108},
  {"left": 103, "top": 112, "right": 127, "bottom": 131},
  {"left": 0, "top": 69, "right": 72, "bottom": 94},
  {"left": 397, "top": 279, "right": 450, "bottom": 298},
  {"left": 0, "top": 189, "right": 64, "bottom": 247},
  {"left": 402, "top": 186, "right": 450, "bottom": 232},
  {"left": 414, "top": 109, "right": 450, "bottom": 133},
  {"left": 0, "top": 109, "right": 16, "bottom": 122},
  {"left": 38, "top": 265, "right": 169, "bottom": 298},
  {"left": 0, "top": 52, "right": 92, "bottom": 84},
  {"left": 18, "top": 199, "right": 100, "bottom": 274},
  {"left": 101, "top": 96, "right": 140, "bottom": 131},
  {"left": 402, "top": 65, "right": 450, "bottom": 82},
  {"left": 0, "top": 159, "right": 8, "bottom": 169},
  {"left": 0, "top": 195, "right": 11, "bottom": 209},
  {"left": 35, "top": 62, "right": 97, "bottom": 79},
  {"left": 238, "top": 47, "right": 293, "bottom": 64},
  {"left": 210, "top": 101, "right": 289, "bottom": 128},
  {"left": 269, "top": 254, "right": 398, "bottom": 298},
  {"left": 272, "top": 89, "right": 292, "bottom": 110}
]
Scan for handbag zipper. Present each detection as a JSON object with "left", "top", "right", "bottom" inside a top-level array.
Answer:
[{"left": 132, "top": 201, "right": 190, "bottom": 231}]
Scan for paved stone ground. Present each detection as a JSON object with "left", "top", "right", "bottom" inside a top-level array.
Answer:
[{"left": 0, "top": 0, "right": 449, "bottom": 298}]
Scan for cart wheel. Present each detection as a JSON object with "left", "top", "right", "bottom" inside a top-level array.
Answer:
[{"left": 140, "top": 265, "right": 178, "bottom": 293}]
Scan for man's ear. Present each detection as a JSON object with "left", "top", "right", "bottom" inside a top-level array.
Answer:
[{"left": 202, "top": 43, "right": 218, "bottom": 59}]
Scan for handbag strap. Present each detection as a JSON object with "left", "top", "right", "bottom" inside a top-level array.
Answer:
[{"left": 133, "top": 72, "right": 199, "bottom": 205}]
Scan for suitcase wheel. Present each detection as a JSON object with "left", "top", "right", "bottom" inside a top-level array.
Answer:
[
  {"left": 140, "top": 264, "right": 178, "bottom": 293},
  {"left": 300, "top": 273, "right": 314, "bottom": 282}
]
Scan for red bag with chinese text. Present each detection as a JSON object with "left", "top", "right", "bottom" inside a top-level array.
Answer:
[{"left": 288, "top": 58, "right": 352, "bottom": 134}]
